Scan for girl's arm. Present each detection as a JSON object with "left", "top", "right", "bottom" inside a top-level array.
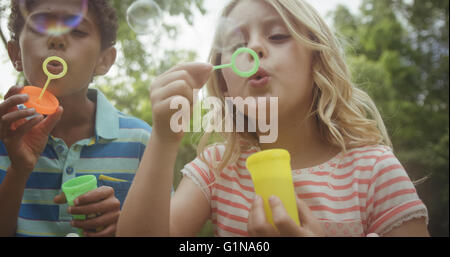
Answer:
[
  {"left": 169, "top": 175, "right": 211, "bottom": 236},
  {"left": 117, "top": 62, "right": 213, "bottom": 236},
  {"left": 117, "top": 131, "right": 211, "bottom": 236},
  {"left": 382, "top": 217, "right": 429, "bottom": 237}
]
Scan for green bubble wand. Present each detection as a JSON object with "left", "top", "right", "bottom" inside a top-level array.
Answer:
[{"left": 213, "top": 47, "right": 260, "bottom": 78}]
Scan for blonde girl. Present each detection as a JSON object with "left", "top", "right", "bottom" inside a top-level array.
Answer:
[{"left": 117, "top": 0, "right": 429, "bottom": 237}]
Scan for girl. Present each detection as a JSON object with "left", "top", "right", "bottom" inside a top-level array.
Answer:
[{"left": 117, "top": 0, "right": 429, "bottom": 237}]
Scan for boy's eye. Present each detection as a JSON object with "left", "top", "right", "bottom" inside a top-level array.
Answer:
[
  {"left": 28, "top": 25, "right": 44, "bottom": 35},
  {"left": 71, "top": 29, "right": 88, "bottom": 37}
]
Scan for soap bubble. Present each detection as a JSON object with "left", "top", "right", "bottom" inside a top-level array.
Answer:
[
  {"left": 126, "top": 0, "right": 163, "bottom": 35},
  {"left": 19, "top": 0, "right": 88, "bottom": 37},
  {"left": 212, "top": 17, "right": 246, "bottom": 55},
  {"left": 65, "top": 233, "right": 80, "bottom": 237}
]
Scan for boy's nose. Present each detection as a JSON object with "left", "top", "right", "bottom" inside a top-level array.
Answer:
[{"left": 47, "top": 37, "right": 66, "bottom": 50}]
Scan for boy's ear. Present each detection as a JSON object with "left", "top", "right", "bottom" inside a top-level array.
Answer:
[
  {"left": 7, "top": 41, "right": 23, "bottom": 72},
  {"left": 94, "top": 47, "right": 117, "bottom": 76}
]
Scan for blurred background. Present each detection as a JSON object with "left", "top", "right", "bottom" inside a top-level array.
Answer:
[{"left": 0, "top": 0, "right": 448, "bottom": 237}]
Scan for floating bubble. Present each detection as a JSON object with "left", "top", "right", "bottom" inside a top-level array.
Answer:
[
  {"left": 126, "top": 0, "right": 163, "bottom": 35},
  {"left": 212, "top": 17, "right": 246, "bottom": 55},
  {"left": 66, "top": 233, "right": 80, "bottom": 237},
  {"left": 19, "top": 0, "right": 88, "bottom": 37}
]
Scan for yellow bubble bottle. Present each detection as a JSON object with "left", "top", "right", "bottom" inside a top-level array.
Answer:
[{"left": 246, "top": 149, "right": 300, "bottom": 227}]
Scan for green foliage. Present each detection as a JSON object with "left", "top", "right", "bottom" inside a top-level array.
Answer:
[
  {"left": 331, "top": 0, "right": 449, "bottom": 236},
  {"left": 1, "top": 0, "right": 447, "bottom": 237}
]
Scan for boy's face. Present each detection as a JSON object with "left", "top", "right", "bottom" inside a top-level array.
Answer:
[{"left": 9, "top": 0, "right": 115, "bottom": 98}]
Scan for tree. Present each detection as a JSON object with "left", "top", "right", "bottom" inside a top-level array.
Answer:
[{"left": 331, "top": 0, "right": 449, "bottom": 236}]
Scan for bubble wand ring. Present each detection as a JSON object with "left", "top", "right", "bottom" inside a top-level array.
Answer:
[
  {"left": 213, "top": 47, "right": 260, "bottom": 78},
  {"left": 39, "top": 56, "right": 68, "bottom": 99}
]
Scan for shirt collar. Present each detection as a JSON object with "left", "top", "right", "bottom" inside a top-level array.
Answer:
[{"left": 88, "top": 88, "right": 119, "bottom": 141}]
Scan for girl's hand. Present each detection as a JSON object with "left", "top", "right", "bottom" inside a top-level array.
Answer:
[
  {"left": 54, "top": 186, "right": 121, "bottom": 237},
  {"left": 149, "top": 62, "right": 213, "bottom": 143},
  {"left": 0, "top": 85, "right": 63, "bottom": 175},
  {"left": 248, "top": 195, "right": 325, "bottom": 237}
]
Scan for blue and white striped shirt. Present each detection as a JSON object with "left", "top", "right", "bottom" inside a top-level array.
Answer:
[{"left": 0, "top": 89, "right": 151, "bottom": 236}]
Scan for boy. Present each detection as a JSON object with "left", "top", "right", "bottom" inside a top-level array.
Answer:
[{"left": 0, "top": 0, "right": 151, "bottom": 236}]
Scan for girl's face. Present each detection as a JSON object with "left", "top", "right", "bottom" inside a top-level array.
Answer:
[{"left": 220, "top": 0, "right": 315, "bottom": 121}]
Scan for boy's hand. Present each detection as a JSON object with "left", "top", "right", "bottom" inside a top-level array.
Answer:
[
  {"left": 0, "top": 85, "right": 63, "bottom": 175},
  {"left": 247, "top": 195, "right": 325, "bottom": 237},
  {"left": 54, "top": 186, "right": 121, "bottom": 237},
  {"left": 149, "top": 62, "right": 213, "bottom": 143}
]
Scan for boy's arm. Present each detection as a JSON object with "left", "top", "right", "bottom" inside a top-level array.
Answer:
[
  {"left": 0, "top": 86, "right": 63, "bottom": 236},
  {"left": 0, "top": 166, "right": 31, "bottom": 236}
]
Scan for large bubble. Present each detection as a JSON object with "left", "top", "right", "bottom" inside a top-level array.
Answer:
[
  {"left": 19, "top": 0, "right": 88, "bottom": 37},
  {"left": 211, "top": 16, "right": 260, "bottom": 76},
  {"left": 126, "top": 0, "right": 163, "bottom": 35},
  {"left": 212, "top": 17, "right": 247, "bottom": 55}
]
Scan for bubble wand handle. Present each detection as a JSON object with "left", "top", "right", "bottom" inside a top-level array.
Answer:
[
  {"left": 213, "top": 63, "right": 232, "bottom": 70},
  {"left": 38, "top": 78, "right": 53, "bottom": 100}
]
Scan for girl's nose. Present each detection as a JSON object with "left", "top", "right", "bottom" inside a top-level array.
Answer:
[{"left": 247, "top": 38, "right": 266, "bottom": 60}]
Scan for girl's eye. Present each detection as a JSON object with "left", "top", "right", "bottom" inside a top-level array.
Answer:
[
  {"left": 232, "top": 42, "right": 247, "bottom": 51},
  {"left": 269, "top": 34, "right": 290, "bottom": 41}
]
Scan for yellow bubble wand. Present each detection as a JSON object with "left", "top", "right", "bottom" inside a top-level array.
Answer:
[{"left": 38, "top": 56, "right": 68, "bottom": 100}]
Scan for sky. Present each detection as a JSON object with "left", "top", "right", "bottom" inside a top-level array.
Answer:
[{"left": 0, "top": 0, "right": 361, "bottom": 96}]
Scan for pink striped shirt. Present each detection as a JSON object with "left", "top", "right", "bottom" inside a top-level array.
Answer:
[{"left": 181, "top": 144, "right": 428, "bottom": 237}]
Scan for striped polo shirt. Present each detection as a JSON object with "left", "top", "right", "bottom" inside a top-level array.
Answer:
[
  {"left": 0, "top": 89, "right": 151, "bottom": 237},
  {"left": 181, "top": 144, "right": 428, "bottom": 237}
]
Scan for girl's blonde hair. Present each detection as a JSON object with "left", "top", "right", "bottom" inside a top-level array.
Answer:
[{"left": 197, "top": 0, "right": 392, "bottom": 176}]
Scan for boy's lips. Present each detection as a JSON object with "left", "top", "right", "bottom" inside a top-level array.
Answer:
[{"left": 46, "top": 60, "right": 64, "bottom": 75}]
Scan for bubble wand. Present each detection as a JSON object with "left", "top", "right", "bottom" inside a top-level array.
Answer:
[
  {"left": 39, "top": 56, "right": 68, "bottom": 100},
  {"left": 213, "top": 47, "right": 260, "bottom": 78},
  {"left": 19, "top": 56, "right": 67, "bottom": 115}
]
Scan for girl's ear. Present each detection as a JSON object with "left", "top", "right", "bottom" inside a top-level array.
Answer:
[
  {"left": 94, "top": 47, "right": 117, "bottom": 76},
  {"left": 7, "top": 41, "right": 23, "bottom": 72}
]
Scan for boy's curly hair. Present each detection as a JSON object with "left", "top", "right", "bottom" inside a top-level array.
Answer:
[{"left": 8, "top": 0, "right": 118, "bottom": 49}]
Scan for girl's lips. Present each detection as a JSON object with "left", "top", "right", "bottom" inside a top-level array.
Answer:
[
  {"left": 248, "top": 68, "right": 270, "bottom": 88},
  {"left": 248, "top": 76, "right": 270, "bottom": 88}
]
